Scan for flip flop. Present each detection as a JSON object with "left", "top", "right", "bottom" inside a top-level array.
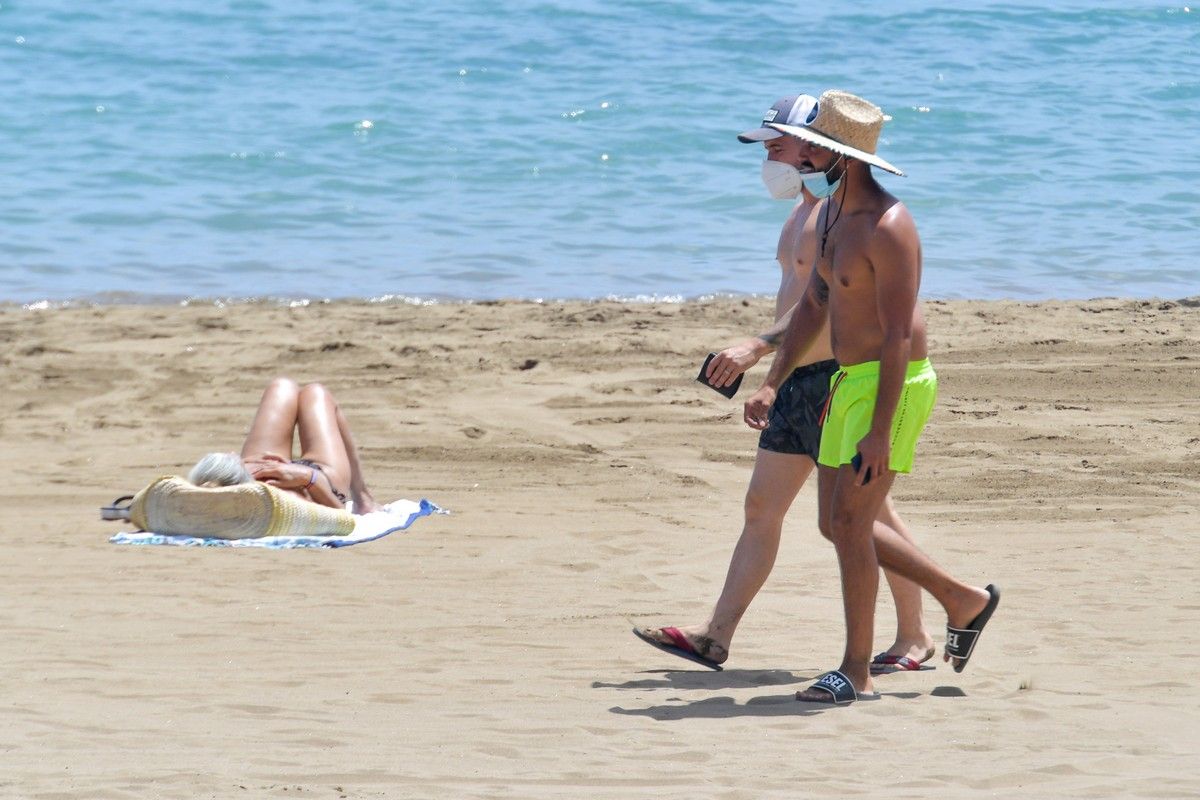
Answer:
[
  {"left": 631, "top": 626, "right": 723, "bottom": 671},
  {"left": 869, "top": 649, "right": 935, "bottom": 674},
  {"left": 101, "top": 495, "right": 134, "bottom": 521},
  {"left": 945, "top": 584, "right": 1001, "bottom": 673},
  {"left": 796, "top": 669, "right": 880, "bottom": 705}
]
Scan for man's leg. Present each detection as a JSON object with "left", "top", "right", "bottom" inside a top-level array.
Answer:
[
  {"left": 817, "top": 491, "right": 934, "bottom": 666},
  {"left": 800, "top": 464, "right": 897, "bottom": 699},
  {"left": 704, "top": 450, "right": 815, "bottom": 649},
  {"left": 865, "top": 510, "right": 993, "bottom": 669},
  {"left": 637, "top": 448, "right": 813, "bottom": 664},
  {"left": 876, "top": 496, "right": 935, "bottom": 663}
]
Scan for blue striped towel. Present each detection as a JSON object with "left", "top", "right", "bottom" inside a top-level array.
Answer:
[{"left": 109, "top": 499, "right": 445, "bottom": 549}]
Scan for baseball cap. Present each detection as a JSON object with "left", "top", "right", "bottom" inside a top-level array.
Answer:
[{"left": 737, "top": 94, "right": 819, "bottom": 143}]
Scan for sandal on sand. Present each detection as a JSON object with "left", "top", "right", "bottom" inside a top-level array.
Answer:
[
  {"left": 632, "top": 626, "right": 723, "bottom": 671},
  {"left": 796, "top": 670, "right": 880, "bottom": 705},
  {"left": 870, "top": 649, "right": 935, "bottom": 674},
  {"left": 946, "top": 584, "right": 1001, "bottom": 673}
]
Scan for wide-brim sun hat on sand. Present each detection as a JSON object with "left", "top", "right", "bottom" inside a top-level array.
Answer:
[
  {"left": 767, "top": 89, "right": 904, "bottom": 177},
  {"left": 125, "top": 475, "right": 355, "bottom": 539}
]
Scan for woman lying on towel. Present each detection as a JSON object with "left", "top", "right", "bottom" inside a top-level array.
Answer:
[{"left": 188, "top": 378, "right": 382, "bottom": 514}]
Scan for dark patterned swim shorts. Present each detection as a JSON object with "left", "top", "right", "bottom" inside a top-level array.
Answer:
[{"left": 757, "top": 359, "right": 840, "bottom": 459}]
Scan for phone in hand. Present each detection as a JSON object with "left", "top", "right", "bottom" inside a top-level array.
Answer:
[
  {"left": 697, "top": 353, "right": 743, "bottom": 399},
  {"left": 851, "top": 452, "right": 872, "bottom": 485}
]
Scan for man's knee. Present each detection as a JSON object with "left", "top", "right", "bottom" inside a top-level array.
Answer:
[
  {"left": 743, "top": 482, "right": 789, "bottom": 529},
  {"left": 817, "top": 512, "right": 834, "bottom": 542},
  {"left": 828, "top": 503, "right": 871, "bottom": 544}
]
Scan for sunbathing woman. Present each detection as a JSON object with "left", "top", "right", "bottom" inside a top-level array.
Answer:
[{"left": 188, "top": 377, "right": 382, "bottom": 514}]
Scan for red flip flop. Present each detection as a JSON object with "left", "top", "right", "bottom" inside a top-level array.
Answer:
[
  {"left": 632, "top": 626, "right": 724, "bottom": 671},
  {"left": 870, "top": 650, "right": 935, "bottom": 674}
]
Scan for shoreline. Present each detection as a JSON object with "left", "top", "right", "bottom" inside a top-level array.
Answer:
[
  {"left": 4, "top": 291, "right": 1200, "bottom": 312},
  {"left": 2, "top": 296, "right": 1198, "bottom": 797}
]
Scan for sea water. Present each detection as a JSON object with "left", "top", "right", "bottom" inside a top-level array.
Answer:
[{"left": 2, "top": 1, "right": 1197, "bottom": 304}]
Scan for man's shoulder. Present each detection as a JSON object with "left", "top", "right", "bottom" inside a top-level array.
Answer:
[
  {"left": 869, "top": 199, "right": 917, "bottom": 244},
  {"left": 784, "top": 197, "right": 820, "bottom": 225}
]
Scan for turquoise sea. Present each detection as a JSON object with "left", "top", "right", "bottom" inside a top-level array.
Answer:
[{"left": 2, "top": 1, "right": 1198, "bottom": 304}]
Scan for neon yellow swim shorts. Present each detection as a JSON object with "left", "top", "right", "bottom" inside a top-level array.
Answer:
[{"left": 817, "top": 359, "right": 937, "bottom": 474}]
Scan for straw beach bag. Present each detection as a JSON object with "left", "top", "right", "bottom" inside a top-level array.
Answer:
[{"left": 126, "top": 476, "right": 355, "bottom": 539}]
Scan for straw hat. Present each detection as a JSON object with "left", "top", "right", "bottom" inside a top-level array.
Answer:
[
  {"left": 767, "top": 89, "right": 904, "bottom": 176},
  {"left": 129, "top": 476, "right": 355, "bottom": 539}
]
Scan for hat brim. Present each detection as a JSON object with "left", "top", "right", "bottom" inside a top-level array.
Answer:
[
  {"left": 766, "top": 122, "right": 904, "bottom": 176},
  {"left": 736, "top": 127, "right": 784, "bottom": 144}
]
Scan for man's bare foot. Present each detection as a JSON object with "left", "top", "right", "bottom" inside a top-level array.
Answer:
[
  {"left": 876, "top": 638, "right": 935, "bottom": 664},
  {"left": 637, "top": 625, "right": 729, "bottom": 666},
  {"left": 870, "top": 640, "right": 935, "bottom": 673}
]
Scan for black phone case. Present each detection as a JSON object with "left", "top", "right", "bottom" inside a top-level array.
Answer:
[
  {"left": 851, "top": 452, "right": 872, "bottom": 484},
  {"left": 697, "top": 353, "right": 743, "bottom": 399}
]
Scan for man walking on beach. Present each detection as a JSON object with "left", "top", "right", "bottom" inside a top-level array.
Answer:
[
  {"left": 633, "top": 94, "right": 935, "bottom": 674},
  {"left": 743, "top": 90, "right": 1000, "bottom": 704}
]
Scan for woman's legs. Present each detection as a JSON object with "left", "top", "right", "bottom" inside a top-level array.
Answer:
[
  {"left": 241, "top": 377, "right": 301, "bottom": 460},
  {"left": 295, "top": 383, "right": 352, "bottom": 498}
]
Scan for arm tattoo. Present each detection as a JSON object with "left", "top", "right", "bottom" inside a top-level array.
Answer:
[{"left": 757, "top": 305, "right": 797, "bottom": 347}]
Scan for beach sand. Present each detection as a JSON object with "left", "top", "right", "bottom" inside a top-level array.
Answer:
[{"left": 1, "top": 296, "right": 1198, "bottom": 799}]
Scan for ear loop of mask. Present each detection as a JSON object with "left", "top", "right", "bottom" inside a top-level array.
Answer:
[{"left": 820, "top": 154, "right": 848, "bottom": 258}]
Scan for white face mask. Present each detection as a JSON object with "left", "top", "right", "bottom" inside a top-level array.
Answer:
[
  {"left": 760, "top": 159, "right": 839, "bottom": 200},
  {"left": 760, "top": 159, "right": 804, "bottom": 199}
]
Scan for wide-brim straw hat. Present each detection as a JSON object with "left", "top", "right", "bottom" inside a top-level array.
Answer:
[
  {"left": 767, "top": 89, "right": 904, "bottom": 176},
  {"left": 129, "top": 476, "right": 355, "bottom": 539}
]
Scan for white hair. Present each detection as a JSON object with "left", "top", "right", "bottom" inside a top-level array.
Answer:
[{"left": 188, "top": 452, "right": 254, "bottom": 487}]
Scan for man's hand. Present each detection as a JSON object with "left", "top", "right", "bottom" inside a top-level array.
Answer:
[
  {"left": 854, "top": 429, "right": 891, "bottom": 487},
  {"left": 743, "top": 385, "right": 777, "bottom": 430},
  {"left": 706, "top": 339, "right": 767, "bottom": 388}
]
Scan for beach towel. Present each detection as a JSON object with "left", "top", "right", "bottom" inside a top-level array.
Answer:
[{"left": 109, "top": 499, "right": 445, "bottom": 548}]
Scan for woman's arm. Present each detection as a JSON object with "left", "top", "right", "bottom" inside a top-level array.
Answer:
[
  {"left": 335, "top": 406, "right": 381, "bottom": 514},
  {"left": 247, "top": 456, "right": 347, "bottom": 509}
]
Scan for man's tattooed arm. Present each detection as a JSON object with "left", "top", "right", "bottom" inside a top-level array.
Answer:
[
  {"left": 756, "top": 304, "right": 797, "bottom": 348},
  {"left": 757, "top": 274, "right": 830, "bottom": 348}
]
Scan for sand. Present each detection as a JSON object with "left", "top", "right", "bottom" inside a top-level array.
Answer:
[{"left": 1, "top": 296, "right": 1198, "bottom": 799}]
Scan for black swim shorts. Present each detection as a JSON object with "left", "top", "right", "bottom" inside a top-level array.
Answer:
[{"left": 757, "top": 359, "right": 840, "bottom": 459}]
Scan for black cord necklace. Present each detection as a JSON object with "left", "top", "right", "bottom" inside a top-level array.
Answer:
[{"left": 820, "top": 160, "right": 848, "bottom": 258}]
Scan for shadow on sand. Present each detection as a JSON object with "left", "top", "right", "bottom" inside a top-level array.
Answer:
[{"left": 598, "top": 668, "right": 958, "bottom": 719}]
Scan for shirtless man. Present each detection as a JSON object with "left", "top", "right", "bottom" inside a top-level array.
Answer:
[
  {"left": 633, "top": 94, "right": 934, "bottom": 673},
  {"left": 743, "top": 90, "right": 1000, "bottom": 704}
]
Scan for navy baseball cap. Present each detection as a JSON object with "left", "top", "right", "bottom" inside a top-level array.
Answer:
[{"left": 737, "top": 94, "right": 819, "bottom": 143}]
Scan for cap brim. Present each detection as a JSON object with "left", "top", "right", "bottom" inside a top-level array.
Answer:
[
  {"left": 766, "top": 122, "right": 904, "bottom": 176},
  {"left": 736, "top": 127, "right": 784, "bottom": 144}
]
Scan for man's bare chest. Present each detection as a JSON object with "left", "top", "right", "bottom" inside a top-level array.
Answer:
[{"left": 818, "top": 228, "right": 873, "bottom": 293}]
